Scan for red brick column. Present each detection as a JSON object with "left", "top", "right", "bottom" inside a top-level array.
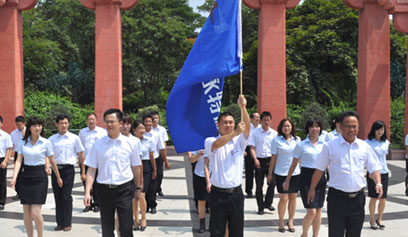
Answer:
[
  {"left": 0, "top": 0, "right": 37, "bottom": 132},
  {"left": 80, "top": 0, "right": 139, "bottom": 125},
  {"left": 243, "top": 0, "right": 300, "bottom": 129}
]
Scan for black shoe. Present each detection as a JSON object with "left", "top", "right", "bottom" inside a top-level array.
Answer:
[
  {"left": 246, "top": 193, "right": 253, "bottom": 198},
  {"left": 133, "top": 225, "right": 140, "bottom": 231},
  {"left": 54, "top": 226, "right": 64, "bottom": 231},
  {"left": 278, "top": 227, "right": 285, "bottom": 233},
  {"left": 158, "top": 191, "right": 164, "bottom": 196},
  {"left": 267, "top": 206, "right": 276, "bottom": 211},
  {"left": 198, "top": 218, "right": 205, "bottom": 233},
  {"left": 287, "top": 222, "right": 295, "bottom": 232},
  {"left": 82, "top": 206, "right": 92, "bottom": 213},
  {"left": 376, "top": 220, "right": 385, "bottom": 229},
  {"left": 150, "top": 207, "right": 157, "bottom": 214},
  {"left": 257, "top": 209, "right": 264, "bottom": 215},
  {"left": 140, "top": 226, "right": 146, "bottom": 231},
  {"left": 93, "top": 206, "right": 100, "bottom": 213},
  {"left": 0, "top": 205, "right": 4, "bottom": 210},
  {"left": 12, "top": 194, "right": 20, "bottom": 201},
  {"left": 370, "top": 221, "right": 378, "bottom": 230}
]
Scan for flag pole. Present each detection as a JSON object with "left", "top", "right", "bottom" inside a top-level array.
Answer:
[{"left": 240, "top": 70, "right": 243, "bottom": 95}]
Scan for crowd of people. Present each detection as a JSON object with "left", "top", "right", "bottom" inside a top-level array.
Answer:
[{"left": 0, "top": 95, "right": 407, "bottom": 236}]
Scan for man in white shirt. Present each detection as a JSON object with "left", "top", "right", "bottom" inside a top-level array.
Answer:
[
  {"left": 308, "top": 110, "right": 383, "bottom": 236},
  {"left": 78, "top": 113, "right": 106, "bottom": 212},
  {"left": 248, "top": 111, "right": 278, "bottom": 214},
  {"left": 49, "top": 115, "right": 85, "bottom": 231},
  {"left": 244, "top": 112, "right": 261, "bottom": 198},
  {"left": 0, "top": 116, "right": 13, "bottom": 210},
  {"left": 10, "top": 115, "right": 25, "bottom": 201},
  {"left": 204, "top": 95, "right": 250, "bottom": 237},
  {"left": 84, "top": 109, "right": 142, "bottom": 237},
  {"left": 151, "top": 111, "right": 170, "bottom": 196}
]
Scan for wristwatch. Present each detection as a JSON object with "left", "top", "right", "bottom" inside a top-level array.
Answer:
[
  {"left": 136, "top": 186, "right": 142, "bottom": 190},
  {"left": 376, "top": 183, "right": 383, "bottom": 187}
]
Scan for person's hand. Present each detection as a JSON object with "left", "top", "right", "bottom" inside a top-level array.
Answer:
[
  {"left": 206, "top": 182, "right": 212, "bottom": 193},
  {"left": 198, "top": 150, "right": 204, "bottom": 157},
  {"left": 11, "top": 178, "right": 16, "bottom": 189},
  {"left": 45, "top": 167, "right": 51, "bottom": 175},
  {"left": 134, "top": 189, "right": 142, "bottom": 200},
  {"left": 307, "top": 189, "right": 315, "bottom": 204},
  {"left": 283, "top": 179, "right": 290, "bottom": 191},
  {"left": 267, "top": 173, "right": 273, "bottom": 184},
  {"left": 0, "top": 160, "right": 7, "bottom": 169},
  {"left": 57, "top": 177, "right": 63, "bottom": 188},
  {"left": 235, "top": 122, "right": 245, "bottom": 135},
  {"left": 81, "top": 173, "right": 86, "bottom": 182},
  {"left": 376, "top": 185, "right": 383, "bottom": 199},
  {"left": 237, "top": 95, "right": 247, "bottom": 108},
  {"left": 254, "top": 159, "right": 260, "bottom": 169},
  {"left": 84, "top": 193, "right": 91, "bottom": 207},
  {"left": 165, "top": 161, "right": 170, "bottom": 169},
  {"left": 152, "top": 170, "right": 157, "bottom": 179}
]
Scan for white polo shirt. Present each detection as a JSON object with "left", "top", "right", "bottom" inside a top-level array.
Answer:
[
  {"left": 293, "top": 136, "right": 325, "bottom": 169},
  {"left": 85, "top": 134, "right": 141, "bottom": 185},
  {"left": 10, "top": 128, "right": 25, "bottom": 152},
  {"left": 140, "top": 137, "right": 155, "bottom": 161},
  {"left": 365, "top": 138, "right": 389, "bottom": 174},
  {"left": 152, "top": 125, "right": 169, "bottom": 142},
  {"left": 248, "top": 127, "right": 278, "bottom": 158},
  {"left": 49, "top": 131, "right": 84, "bottom": 165},
  {"left": 192, "top": 150, "right": 210, "bottom": 178},
  {"left": 325, "top": 129, "right": 341, "bottom": 143},
  {"left": 271, "top": 135, "right": 300, "bottom": 176},
  {"left": 205, "top": 134, "right": 248, "bottom": 189},
  {"left": 314, "top": 136, "right": 381, "bottom": 192},
  {"left": 78, "top": 126, "right": 106, "bottom": 157},
  {"left": 0, "top": 130, "right": 12, "bottom": 157},
  {"left": 145, "top": 131, "right": 164, "bottom": 159}
]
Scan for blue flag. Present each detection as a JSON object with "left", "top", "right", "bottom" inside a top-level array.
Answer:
[{"left": 166, "top": 0, "right": 243, "bottom": 153}]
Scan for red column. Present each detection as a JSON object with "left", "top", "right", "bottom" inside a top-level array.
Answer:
[
  {"left": 80, "top": 0, "right": 139, "bottom": 125},
  {"left": 344, "top": 0, "right": 391, "bottom": 139},
  {"left": 243, "top": 0, "right": 300, "bottom": 129},
  {"left": 0, "top": 0, "right": 37, "bottom": 132}
]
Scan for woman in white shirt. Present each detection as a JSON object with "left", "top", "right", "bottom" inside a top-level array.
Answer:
[
  {"left": 365, "top": 120, "right": 390, "bottom": 230},
  {"left": 267, "top": 118, "right": 300, "bottom": 233},
  {"left": 284, "top": 118, "right": 326, "bottom": 237},
  {"left": 11, "top": 117, "right": 62, "bottom": 237}
]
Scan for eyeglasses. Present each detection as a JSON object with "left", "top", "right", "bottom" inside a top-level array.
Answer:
[{"left": 104, "top": 120, "right": 119, "bottom": 125}]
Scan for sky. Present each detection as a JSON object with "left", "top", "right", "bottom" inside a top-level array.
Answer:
[{"left": 188, "top": 0, "right": 206, "bottom": 13}]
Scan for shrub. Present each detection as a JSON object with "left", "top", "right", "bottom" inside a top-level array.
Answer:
[{"left": 390, "top": 98, "right": 405, "bottom": 148}]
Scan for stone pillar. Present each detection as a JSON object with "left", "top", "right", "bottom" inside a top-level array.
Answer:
[
  {"left": 0, "top": 0, "right": 37, "bottom": 132},
  {"left": 343, "top": 0, "right": 391, "bottom": 139},
  {"left": 80, "top": 0, "right": 138, "bottom": 124},
  {"left": 243, "top": 0, "right": 300, "bottom": 129}
]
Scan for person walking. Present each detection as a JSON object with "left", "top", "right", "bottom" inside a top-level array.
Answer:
[
  {"left": 0, "top": 116, "right": 13, "bottom": 210},
  {"left": 10, "top": 115, "right": 26, "bottom": 201}
]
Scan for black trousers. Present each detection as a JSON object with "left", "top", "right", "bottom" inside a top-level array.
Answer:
[
  {"left": 327, "top": 188, "right": 365, "bottom": 237},
  {"left": 156, "top": 155, "right": 164, "bottom": 193},
  {"left": 97, "top": 180, "right": 135, "bottom": 237},
  {"left": 14, "top": 152, "right": 23, "bottom": 195},
  {"left": 255, "top": 157, "right": 275, "bottom": 210},
  {"left": 0, "top": 158, "right": 6, "bottom": 205},
  {"left": 209, "top": 186, "right": 244, "bottom": 237},
  {"left": 244, "top": 147, "right": 255, "bottom": 195},
  {"left": 146, "top": 175, "right": 158, "bottom": 209},
  {"left": 81, "top": 165, "right": 99, "bottom": 207},
  {"left": 52, "top": 165, "right": 75, "bottom": 227}
]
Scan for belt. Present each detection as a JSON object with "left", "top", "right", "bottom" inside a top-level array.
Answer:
[
  {"left": 57, "top": 164, "right": 74, "bottom": 169},
  {"left": 99, "top": 180, "right": 132, "bottom": 189},
  {"left": 330, "top": 187, "right": 364, "bottom": 198},
  {"left": 211, "top": 185, "right": 241, "bottom": 194}
]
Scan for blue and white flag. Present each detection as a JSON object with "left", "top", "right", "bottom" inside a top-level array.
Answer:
[{"left": 166, "top": 0, "right": 243, "bottom": 153}]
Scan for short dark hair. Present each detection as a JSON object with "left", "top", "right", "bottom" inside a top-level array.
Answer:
[
  {"left": 104, "top": 109, "right": 123, "bottom": 121},
  {"left": 55, "top": 114, "right": 70, "bottom": 123},
  {"left": 305, "top": 118, "right": 323, "bottom": 135},
  {"left": 142, "top": 114, "right": 153, "bottom": 122},
  {"left": 150, "top": 111, "right": 159, "bottom": 116},
  {"left": 217, "top": 112, "right": 234, "bottom": 123},
  {"left": 277, "top": 118, "right": 296, "bottom": 138},
  {"left": 23, "top": 117, "right": 44, "bottom": 143},
  {"left": 122, "top": 113, "right": 132, "bottom": 124},
  {"left": 86, "top": 113, "right": 97, "bottom": 119},
  {"left": 132, "top": 120, "right": 144, "bottom": 130},
  {"left": 0, "top": 116, "right": 3, "bottom": 123},
  {"left": 367, "top": 120, "right": 387, "bottom": 141},
  {"left": 339, "top": 110, "right": 360, "bottom": 124},
  {"left": 260, "top": 111, "right": 272, "bottom": 120},
  {"left": 15, "top": 115, "right": 25, "bottom": 123},
  {"left": 250, "top": 112, "right": 258, "bottom": 119}
]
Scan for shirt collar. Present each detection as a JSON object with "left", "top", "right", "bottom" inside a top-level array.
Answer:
[
  {"left": 339, "top": 135, "right": 358, "bottom": 146},
  {"left": 57, "top": 131, "right": 70, "bottom": 138},
  {"left": 106, "top": 133, "right": 126, "bottom": 144}
]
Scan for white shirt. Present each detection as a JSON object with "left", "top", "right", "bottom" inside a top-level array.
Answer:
[
  {"left": 17, "top": 136, "right": 54, "bottom": 166},
  {"left": 126, "top": 134, "right": 142, "bottom": 157},
  {"left": 10, "top": 128, "right": 25, "bottom": 152},
  {"left": 271, "top": 135, "right": 300, "bottom": 176},
  {"left": 405, "top": 134, "right": 408, "bottom": 159},
  {"left": 248, "top": 127, "right": 278, "bottom": 158},
  {"left": 78, "top": 126, "right": 106, "bottom": 157},
  {"left": 140, "top": 137, "right": 155, "bottom": 161},
  {"left": 49, "top": 131, "right": 84, "bottom": 165},
  {"left": 145, "top": 131, "right": 165, "bottom": 158},
  {"left": 325, "top": 129, "right": 341, "bottom": 143},
  {"left": 192, "top": 150, "right": 209, "bottom": 178},
  {"left": 0, "top": 130, "right": 13, "bottom": 157},
  {"left": 319, "top": 130, "right": 328, "bottom": 141},
  {"left": 314, "top": 136, "right": 381, "bottom": 192},
  {"left": 293, "top": 136, "right": 325, "bottom": 169},
  {"left": 85, "top": 134, "right": 141, "bottom": 185},
  {"left": 365, "top": 138, "right": 389, "bottom": 174},
  {"left": 152, "top": 125, "right": 169, "bottom": 142},
  {"left": 205, "top": 134, "right": 248, "bottom": 188}
]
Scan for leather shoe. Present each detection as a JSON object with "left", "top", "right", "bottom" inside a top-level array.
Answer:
[
  {"left": 246, "top": 193, "right": 253, "bottom": 198},
  {"left": 54, "top": 226, "right": 64, "bottom": 231},
  {"left": 82, "top": 206, "right": 92, "bottom": 213},
  {"left": 257, "top": 209, "right": 264, "bottom": 215},
  {"left": 63, "top": 226, "right": 72, "bottom": 232},
  {"left": 140, "top": 226, "right": 147, "bottom": 231},
  {"left": 267, "top": 206, "right": 276, "bottom": 211},
  {"left": 150, "top": 207, "right": 157, "bottom": 214},
  {"left": 370, "top": 221, "right": 378, "bottom": 230},
  {"left": 376, "top": 220, "right": 385, "bottom": 229},
  {"left": 93, "top": 206, "right": 100, "bottom": 213},
  {"left": 0, "top": 205, "right": 4, "bottom": 210},
  {"left": 12, "top": 194, "right": 20, "bottom": 201},
  {"left": 158, "top": 191, "right": 164, "bottom": 196},
  {"left": 287, "top": 222, "right": 295, "bottom": 232}
]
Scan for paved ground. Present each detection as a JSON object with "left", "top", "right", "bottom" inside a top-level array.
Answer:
[{"left": 0, "top": 155, "right": 408, "bottom": 236}]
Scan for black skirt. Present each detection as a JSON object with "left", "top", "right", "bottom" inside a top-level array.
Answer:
[
  {"left": 299, "top": 167, "right": 326, "bottom": 208},
  {"left": 275, "top": 174, "right": 300, "bottom": 194},
  {"left": 367, "top": 172, "right": 388, "bottom": 199},
  {"left": 193, "top": 173, "right": 209, "bottom": 201},
  {"left": 20, "top": 165, "right": 48, "bottom": 204}
]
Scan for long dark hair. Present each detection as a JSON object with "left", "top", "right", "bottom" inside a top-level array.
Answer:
[
  {"left": 305, "top": 118, "right": 323, "bottom": 135},
  {"left": 23, "top": 117, "right": 44, "bottom": 144},
  {"left": 277, "top": 118, "right": 296, "bottom": 139},
  {"left": 367, "top": 120, "right": 387, "bottom": 141}
]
